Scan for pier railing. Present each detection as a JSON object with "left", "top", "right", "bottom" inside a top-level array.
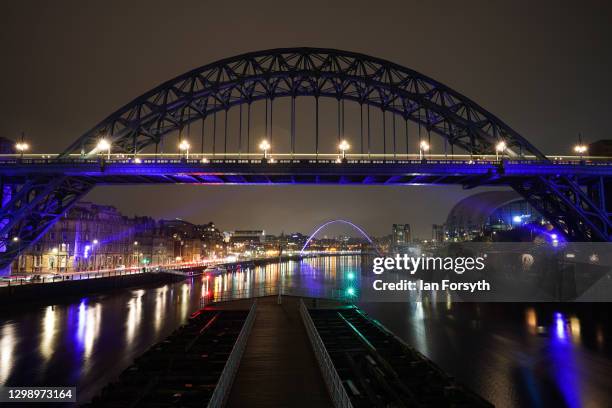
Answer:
[
  {"left": 299, "top": 299, "right": 354, "bottom": 408},
  {"left": 1, "top": 268, "right": 148, "bottom": 287},
  {"left": 207, "top": 299, "right": 257, "bottom": 408}
]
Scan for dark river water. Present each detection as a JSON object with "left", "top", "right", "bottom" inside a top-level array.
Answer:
[{"left": 1, "top": 255, "right": 611, "bottom": 407}]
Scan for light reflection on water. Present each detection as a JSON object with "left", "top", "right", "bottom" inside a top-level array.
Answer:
[
  {"left": 0, "top": 256, "right": 358, "bottom": 404},
  {"left": 0, "top": 255, "right": 609, "bottom": 407},
  {"left": 40, "top": 306, "right": 56, "bottom": 361},
  {"left": 0, "top": 323, "right": 15, "bottom": 384},
  {"left": 359, "top": 299, "right": 612, "bottom": 407}
]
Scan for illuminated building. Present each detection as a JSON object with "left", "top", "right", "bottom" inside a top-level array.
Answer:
[
  {"left": 391, "top": 224, "right": 412, "bottom": 252},
  {"left": 444, "top": 191, "right": 546, "bottom": 241},
  {"left": 230, "top": 230, "right": 265, "bottom": 244},
  {"left": 13, "top": 204, "right": 223, "bottom": 273},
  {"left": 432, "top": 224, "right": 444, "bottom": 243}
]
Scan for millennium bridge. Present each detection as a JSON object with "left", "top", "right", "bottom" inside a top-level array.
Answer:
[{"left": 1, "top": 47, "right": 612, "bottom": 271}]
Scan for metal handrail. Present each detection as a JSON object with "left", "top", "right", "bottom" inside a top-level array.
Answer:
[
  {"left": 2, "top": 152, "right": 612, "bottom": 161},
  {"left": 207, "top": 299, "right": 257, "bottom": 408},
  {"left": 0, "top": 267, "right": 151, "bottom": 288},
  {"left": 299, "top": 299, "right": 354, "bottom": 408}
]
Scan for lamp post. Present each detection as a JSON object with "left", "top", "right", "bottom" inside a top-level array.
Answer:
[
  {"left": 133, "top": 241, "right": 139, "bottom": 267},
  {"left": 419, "top": 140, "right": 430, "bottom": 160},
  {"left": 338, "top": 140, "right": 350, "bottom": 162},
  {"left": 259, "top": 140, "right": 270, "bottom": 161},
  {"left": 573, "top": 134, "right": 588, "bottom": 160},
  {"left": 15, "top": 139, "right": 29, "bottom": 159},
  {"left": 179, "top": 140, "right": 191, "bottom": 159},
  {"left": 495, "top": 140, "right": 507, "bottom": 161},
  {"left": 97, "top": 139, "right": 111, "bottom": 160},
  {"left": 12, "top": 237, "right": 21, "bottom": 273},
  {"left": 574, "top": 144, "right": 587, "bottom": 159},
  {"left": 92, "top": 239, "right": 98, "bottom": 271}
]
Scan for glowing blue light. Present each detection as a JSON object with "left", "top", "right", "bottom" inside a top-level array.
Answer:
[
  {"left": 347, "top": 272, "right": 355, "bottom": 280},
  {"left": 554, "top": 312, "right": 566, "bottom": 341},
  {"left": 347, "top": 287, "right": 355, "bottom": 296},
  {"left": 512, "top": 215, "right": 522, "bottom": 223},
  {"left": 551, "top": 234, "right": 558, "bottom": 240}
]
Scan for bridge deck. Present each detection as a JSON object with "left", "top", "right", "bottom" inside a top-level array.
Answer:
[{"left": 226, "top": 296, "right": 333, "bottom": 408}]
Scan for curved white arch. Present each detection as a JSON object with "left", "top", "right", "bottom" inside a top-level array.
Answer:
[{"left": 299, "top": 219, "right": 380, "bottom": 255}]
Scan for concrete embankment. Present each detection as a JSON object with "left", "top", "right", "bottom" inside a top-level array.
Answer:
[{"left": 0, "top": 272, "right": 184, "bottom": 307}]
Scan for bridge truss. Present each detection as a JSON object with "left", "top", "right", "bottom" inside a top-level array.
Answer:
[{"left": 1, "top": 48, "right": 611, "bottom": 271}]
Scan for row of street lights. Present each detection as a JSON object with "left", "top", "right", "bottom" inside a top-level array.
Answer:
[
  {"left": 96, "top": 137, "right": 412, "bottom": 160},
  {"left": 11, "top": 136, "right": 590, "bottom": 161},
  {"left": 95, "top": 137, "right": 591, "bottom": 161}
]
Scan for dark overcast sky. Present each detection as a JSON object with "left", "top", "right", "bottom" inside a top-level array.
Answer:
[{"left": 1, "top": 1, "right": 611, "bottom": 238}]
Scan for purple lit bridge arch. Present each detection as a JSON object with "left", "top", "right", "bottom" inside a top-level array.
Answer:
[
  {"left": 299, "top": 219, "right": 382, "bottom": 256},
  {"left": 1, "top": 47, "right": 612, "bottom": 272}
]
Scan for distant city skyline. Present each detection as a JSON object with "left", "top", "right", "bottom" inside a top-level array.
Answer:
[{"left": 86, "top": 184, "right": 502, "bottom": 238}]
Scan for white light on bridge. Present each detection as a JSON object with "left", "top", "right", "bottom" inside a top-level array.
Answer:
[
  {"left": 574, "top": 144, "right": 588, "bottom": 155},
  {"left": 419, "top": 140, "right": 430, "bottom": 160},
  {"left": 15, "top": 142, "right": 29, "bottom": 153},
  {"left": 97, "top": 139, "right": 111, "bottom": 159},
  {"left": 495, "top": 140, "right": 507, "bottom": 160},
  {"left": 338, "top": 140, "right": 350, "bottom": 159},
  {"left": 259, "top": 139, "right": 271, "bottom": 159},
  {"left": 179, "top": 140, "right": 191, "bottom": 159}
]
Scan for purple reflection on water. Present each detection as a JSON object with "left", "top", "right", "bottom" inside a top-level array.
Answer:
[{"left": 550, "top": 312, "right": 581, "bottom": 408}]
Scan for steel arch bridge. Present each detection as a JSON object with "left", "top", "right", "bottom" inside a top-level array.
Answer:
[
  {"left": 299, "top": 219, "right": 380, "bottom": 255},
  {"left": 1, "top": 47, "right": 612, "bottom": 272},
  {"left": 59, "top": 47, "right": 546, "bottom": 159}
]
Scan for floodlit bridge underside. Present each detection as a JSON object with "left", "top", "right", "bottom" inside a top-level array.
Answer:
[{"left": 1, "top": 47, "right": 612, "bottom": 271}]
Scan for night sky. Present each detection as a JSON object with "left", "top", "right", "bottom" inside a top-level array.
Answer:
[{"left": 1, "top": 1, "right": 611, "bottom": 238}]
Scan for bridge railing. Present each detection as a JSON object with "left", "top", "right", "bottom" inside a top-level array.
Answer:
[
  {"left": 207, "top": 299, "right": 257, "bottom": 408},
  {"left": 2, "top": 153, "right": 612, "bottom": 165},
  {"left": 299, "top": 298, "right": 354, "bottom": 408},
  {"left": 0, "top": 267, "right": 149, "bottom": 287}
]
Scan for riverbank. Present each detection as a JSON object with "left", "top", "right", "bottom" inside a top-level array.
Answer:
[{"left": 0, "top": 271, "right": 184, "bottom": 308}]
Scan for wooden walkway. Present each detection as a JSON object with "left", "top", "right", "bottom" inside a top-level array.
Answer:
[{"left": 226, "top": 296, "right": 333, "bottom": 408}]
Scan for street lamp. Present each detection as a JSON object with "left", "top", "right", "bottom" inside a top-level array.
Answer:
[
  {"left": 338, "top": 140, "right": 350, "bottom": 161},
  {"left": 495, "top": 140, "right": 507, "bottom": 161},
  {"left": 259, "top": 139, "right": 271, "bottom": 160},
  {"left": 419, "top": 140, "right": 430, "bottom": 160},
  {"left": 574, "top": 144, "right": 588, "bottom": 158},
  {"left": 573, "top": 133, "right": 588, "bottom": 160},
  {"left": 91, "top": 239, "right": 99, "bottom": 270},
  {"left": 97, "top": 139, "right": 111, "bottom": 160},
  {"left": 133, "top": 241, "right": 139, "bottom": 267},
  {"left": 15, "top": 141, "right": 29, "bottom": 158},
  {"left": 178, "top": 140, "right": 191, "bottom": 159}
]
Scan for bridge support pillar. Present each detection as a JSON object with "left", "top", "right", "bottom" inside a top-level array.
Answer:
[
  {"left": 0, "top": 179, "right": 14, "bottom": 276},
  {"left": 587, "top": 177, "right": 612, "bottom": 215}
]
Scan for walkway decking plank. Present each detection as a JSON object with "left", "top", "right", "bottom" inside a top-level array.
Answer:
[{"left": 226, "top": 296, "right": 333, "bottom": 408}]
